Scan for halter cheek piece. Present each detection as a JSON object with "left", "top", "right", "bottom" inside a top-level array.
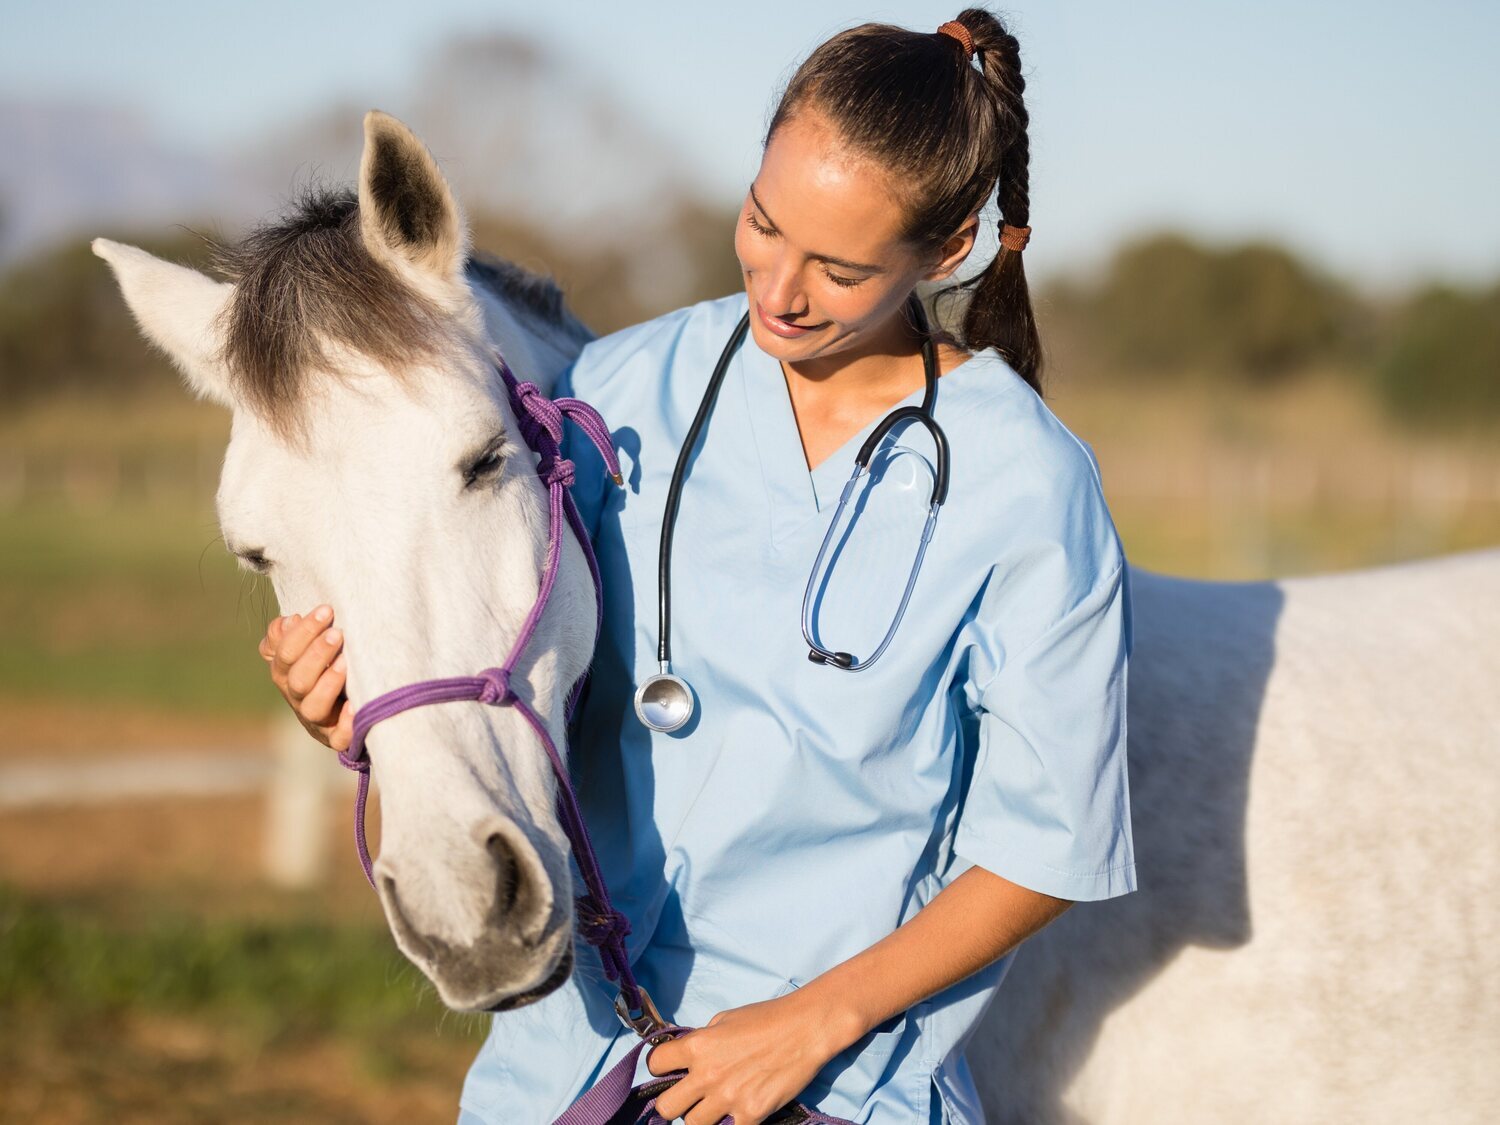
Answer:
[{"left": 332, "top": 353, "right": 855, "bottom": 1125}]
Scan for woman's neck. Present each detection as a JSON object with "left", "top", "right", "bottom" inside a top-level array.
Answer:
[{"left": 778, "top": 305, "right": 965, "bottom": 471}]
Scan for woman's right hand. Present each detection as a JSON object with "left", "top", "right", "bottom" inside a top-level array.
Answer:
[{"left": 260, "top": 606, "right": 353, "bottom": 751}]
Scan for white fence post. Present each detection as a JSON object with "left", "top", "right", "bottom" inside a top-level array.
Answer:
[{"left": 262, "top": 712, "right": 338, "bottom": 888}]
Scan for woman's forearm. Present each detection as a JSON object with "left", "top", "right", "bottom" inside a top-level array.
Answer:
[{"left": 792, "top": 866, "right": 1073, "bottom": 1055}]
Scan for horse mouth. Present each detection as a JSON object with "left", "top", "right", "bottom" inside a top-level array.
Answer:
[{"left": 485, "top": 942, "right": 574, "bottom": 1012}]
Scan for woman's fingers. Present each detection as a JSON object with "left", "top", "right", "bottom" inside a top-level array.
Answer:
[
  {"left": 257, "top": 607, "right": 352, "bottom": 751},
  {"left": 297, "top": 657, "right": 347, "bottom": 726},
  {"left": 326, "top": 683, "right": 354, "bottom": 752},
  {"left": 273, "top": 606, "right": 334, "bottom": 685},
  {"left": 646, "top": 1038, "right": 682, "bottom": 1077},
  {"left": 259, "top": 614, "right": 292, "bottom": 664},
  {"left": 286, "top": 625, "right": 343, "bottom": 698},
  {"left": 651, "top": 1076, "right": 704, "bottom": 1123},
  {"left": 683, "top": 1096, "right": 734, "bottom": 1125}
]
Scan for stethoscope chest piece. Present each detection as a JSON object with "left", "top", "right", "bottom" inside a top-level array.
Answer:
[{"left": 633, "top": 666, "right": 695, "bottom": 733}]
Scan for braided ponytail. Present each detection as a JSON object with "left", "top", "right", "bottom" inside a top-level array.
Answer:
[
  {"left": 951, "top": 9, "right": 1042, "bottom": 391},
  {"left": 766, "top": 7, "right": 1044, "bottom": 395}
]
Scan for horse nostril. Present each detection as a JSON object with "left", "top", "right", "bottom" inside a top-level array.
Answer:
[
  {"left": 486, "top": 831, "right": 523, "bottom": 914},
  {"left": 376, "top": 872, "right": 437, "bottom": 962},
  {"left": 480, "top": 820, "right": 553, "bottom": 945}
]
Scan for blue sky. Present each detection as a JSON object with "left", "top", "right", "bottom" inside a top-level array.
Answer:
[{"left": 5, "top": 0, "right": 1498, "bottom": 289}]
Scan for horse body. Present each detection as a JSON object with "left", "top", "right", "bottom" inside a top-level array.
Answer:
[
  {"left": 972, "top": 551, "right": 1500, "bottom": 1123},
  {"left": 97, "top": 110, "right": 1498, "bottom": 1118}
]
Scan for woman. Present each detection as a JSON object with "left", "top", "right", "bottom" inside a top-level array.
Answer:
[{"left": 262, "top": 10, "right": 1136, "bottom": 1124}]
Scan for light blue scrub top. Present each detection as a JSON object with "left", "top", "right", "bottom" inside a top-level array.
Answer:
[{"left": 459, "top": 293, "right": 1136, "bottom": 1124}]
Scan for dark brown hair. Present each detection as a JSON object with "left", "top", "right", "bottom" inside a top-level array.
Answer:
[{"left": 767, "top": 7, "right": 1042, "bottom": 394}]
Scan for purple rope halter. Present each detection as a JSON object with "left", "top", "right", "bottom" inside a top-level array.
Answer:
[{"left": 333, "top": 352, "right": 645, "bottom": 1012}]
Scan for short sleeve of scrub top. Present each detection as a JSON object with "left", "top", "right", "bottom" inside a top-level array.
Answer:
[{"left": 459, "top": 293, "right": 1136, "bottom": 1125}]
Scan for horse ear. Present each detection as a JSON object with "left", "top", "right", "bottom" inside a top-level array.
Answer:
[
  {"left": 357, "top": 109, "right": 469, "bottom": 284},
  {"left": 91, "top": 238, "right": 235, "bottom": 407}
]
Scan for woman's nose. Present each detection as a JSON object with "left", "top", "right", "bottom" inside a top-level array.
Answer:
[{"left": 759, "top": 258, "right": 809, "bottom": 319}]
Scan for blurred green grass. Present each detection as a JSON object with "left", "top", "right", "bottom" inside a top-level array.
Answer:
[
  {"left": 0, "top": 883, "right": 481, "bottom": 1050},
  {"left": 0, "top": 883, "right": 486, "bottom": 1122},
  {"left": 0, "top": 497, "right": 274, "bottom": 715}
]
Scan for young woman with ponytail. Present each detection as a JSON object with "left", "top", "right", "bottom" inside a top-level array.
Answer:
[{"left": 265, "top": 10, "right": 1135, "bottom": 1123}]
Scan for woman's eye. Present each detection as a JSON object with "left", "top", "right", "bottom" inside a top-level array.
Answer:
[
  {"left": 746, "top": 212, "right": 777, "bottom": 238},
  {"left": 824, "top": 270, "right": 863, "bottom": 289},
  {"left": 463, "top": 447, "right": 505, "bottom": 489}
]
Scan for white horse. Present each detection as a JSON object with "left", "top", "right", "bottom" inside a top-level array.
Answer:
[
  {"left": 972, "top": 553, "right": 1500, "bottom": 1122},
  {"left": 97, "top": 111, "right": 1500, "bottom": 1121}
]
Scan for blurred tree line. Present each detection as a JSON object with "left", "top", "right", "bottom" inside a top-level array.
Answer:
[
  {"left": 0, "top": 220, "right": 1495, "bottom": 429},
  {"left": 0, "top": 205, "right": 742, "bottom": 410},
  {"left": 1037, "top": 232, "right": 1499, "bottom": 428}
]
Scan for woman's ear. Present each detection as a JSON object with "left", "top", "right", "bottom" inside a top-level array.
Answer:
[{"left": 924, "top": 212, "right": 982, "bottom": 282}]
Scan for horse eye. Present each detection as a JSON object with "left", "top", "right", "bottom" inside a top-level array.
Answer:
[
  {"left": 463, "top": 445, "right": 506, "bottom": 489},
  {"left": 237, "top": 549, "right": 272, "bottom": 574}
]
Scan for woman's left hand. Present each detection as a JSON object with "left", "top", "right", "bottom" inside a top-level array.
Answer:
[{"left": 646, "top": 990, "right": 852, "bottom": 1125}]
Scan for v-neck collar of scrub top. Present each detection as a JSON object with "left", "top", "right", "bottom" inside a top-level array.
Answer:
[{"left": 736, "top": 329, "right": 979, "bottom": 543}]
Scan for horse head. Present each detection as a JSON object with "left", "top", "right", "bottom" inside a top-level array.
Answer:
[{"left": 95, "top": 110, "right": 598, "bottom": 1012}]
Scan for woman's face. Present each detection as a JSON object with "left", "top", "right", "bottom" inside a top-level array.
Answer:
[{"left": 735, "top": 109, "right": 967, "bottom": 365}]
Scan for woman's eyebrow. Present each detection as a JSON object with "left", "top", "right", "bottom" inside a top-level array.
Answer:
[{"left": 749, "top": 183, "right": 887, "bottom": 275}]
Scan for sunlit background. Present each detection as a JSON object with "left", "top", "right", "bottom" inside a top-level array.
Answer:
[{"left": 2, "top": 1, "right": 1497, "bottom": 1120}]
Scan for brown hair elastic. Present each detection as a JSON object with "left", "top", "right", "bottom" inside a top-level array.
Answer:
[
  {"left": 1000, "top": 224, "right": 1032, "bottom": 252},
  {"left": 936, "top": 20, "right": 975, "bottom": 60}
]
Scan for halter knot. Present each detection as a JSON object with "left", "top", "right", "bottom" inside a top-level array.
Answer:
[
  {"left": 477, "top": 666, "right": 514, "bottom": 705},
  {"left": 575, "top": 893, "right": 632, "bottom": 948},
  {"left": 545, "top": 457, "right": 577, "bottom": 488},
  {"left": 513, "top": 380, "right": 565, "bottom": 449}
]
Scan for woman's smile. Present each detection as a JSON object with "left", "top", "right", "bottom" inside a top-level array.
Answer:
[{"left": 755, "top": 301, "right": 828, "bottom": 339}]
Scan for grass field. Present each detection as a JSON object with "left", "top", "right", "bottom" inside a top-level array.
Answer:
[
  {"left": 0, "top": 883, "right": 484, "bottom": 1123},
  {"left": 0, "top": 499, "right": 274, "bottom": 716},
  {"left": 0, "top": 395, "right": 277, "bottom": 717}
]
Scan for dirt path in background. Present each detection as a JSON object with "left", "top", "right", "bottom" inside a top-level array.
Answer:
[
  {"left": 0, "top": 1009, "right": 475, "bottom": 1125},
  {"left": 0, "top": 698, "right": 272, "bottom": 759}
]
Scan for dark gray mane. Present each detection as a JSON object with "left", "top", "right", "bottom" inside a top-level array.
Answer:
[
  {"left": 464, "top": 253, "right": 591, "bottom": 346},
  {"left": 211, "top": 184, "right": 585, "bottom": 430}
]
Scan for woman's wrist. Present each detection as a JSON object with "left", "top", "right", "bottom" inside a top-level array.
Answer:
[{"left": 783, "top": 970, "right": 882, "bottom": 1059}]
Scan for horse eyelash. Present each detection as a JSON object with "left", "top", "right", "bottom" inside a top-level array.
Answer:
[
  {"left": 236, "top": 550, "right": 271, "bottom": 574},
  {"left": 462, "top": 440, "right": 507, "bottom": 490}
]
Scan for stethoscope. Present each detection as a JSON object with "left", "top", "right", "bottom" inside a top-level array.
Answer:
[{"left": 633, "top": 295, "right": 951, "bottom": 734}]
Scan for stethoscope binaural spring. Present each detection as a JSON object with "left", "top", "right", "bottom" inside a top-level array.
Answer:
[{"left": 633, "top": 296, "right": 951, "bottom": 734}]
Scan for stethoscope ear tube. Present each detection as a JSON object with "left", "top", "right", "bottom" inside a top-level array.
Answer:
[
  {"left": 656, "top": 313, "right": 751, "bottom": 668},
  {"left": 639, "top": 312, "right": 749, "bottom": 733}
]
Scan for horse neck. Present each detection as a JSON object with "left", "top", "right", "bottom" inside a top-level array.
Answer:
[{"left": 471, "top": 281, "right": 588, "bottom": 398}]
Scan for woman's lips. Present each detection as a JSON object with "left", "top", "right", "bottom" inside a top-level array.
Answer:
[{"left": 756, "top": 301, "right": 826, "bottom": 339}]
